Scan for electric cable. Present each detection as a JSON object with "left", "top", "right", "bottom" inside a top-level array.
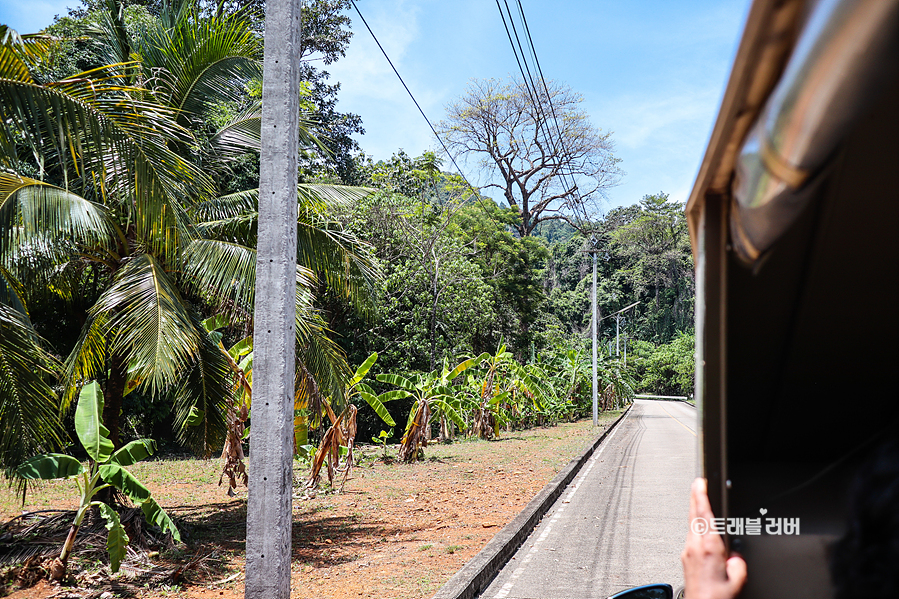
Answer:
[
  {"left": 514, "top": 0, "right": 591, "bottom": 228},
  {"left": 494, "top": 0, "right": 589, "bottom": 232},
  {"left": 348, "top": 0, "right": 502, "bottom": 229},
  {"left": 496, "top": 0, "right": 579, "bottom": 207},
  {"left": 516, "top": 0, "right": 591, "bottom": 227}
]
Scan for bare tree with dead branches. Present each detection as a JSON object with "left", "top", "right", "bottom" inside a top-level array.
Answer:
[{"left": 438, "top": 77, "right": 623, "bottom": 236}]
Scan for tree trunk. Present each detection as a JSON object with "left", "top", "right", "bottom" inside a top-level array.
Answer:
[
  {"left": 429, "top": 275, "right": 438, "bottom": 372},
  {"left": 104, "top": 352, "right": 127, "bottom": 450},
  {"left": 59, "top": 522, "right": 80, "bottom": 566}
]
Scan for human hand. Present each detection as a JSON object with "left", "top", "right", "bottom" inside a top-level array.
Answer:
[{"left": 681, "top": 478, "right": 748, "bottom": 599}]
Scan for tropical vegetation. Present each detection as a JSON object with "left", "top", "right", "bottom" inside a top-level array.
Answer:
[{"left": 0, "top": 1, "right": 696, "bottom": 581}]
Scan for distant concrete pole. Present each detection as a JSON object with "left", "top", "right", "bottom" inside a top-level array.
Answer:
[
  {"left": 615, "top": 314, "right": 621, "bottom": 356},
  {"left": 245, "top": 0, "right": 301, "bottom": 596},
  {"left": 590, "top": 237, "right": 598, "bottom": 427}
]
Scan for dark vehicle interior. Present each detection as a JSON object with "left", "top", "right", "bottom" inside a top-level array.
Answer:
[
  {"left": 684, "top": 0, "right": 899, "bottom": 597},
  {"left": 687, "top": 0, "right": 899, "bottom": 599},
  {"left": 724, "top": 75, "right": 899, "bottom": 598}
]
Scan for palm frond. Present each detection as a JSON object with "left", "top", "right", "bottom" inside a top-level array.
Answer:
[
  {"left": 297, "top": 184, "right": 373, "bottom": 211},
  {"left": 90, "top": 0, "right": 132, "bottom": 66},
  {"left": 191, "top": 190, "right": 258, "bottom": 240},
  {"left": 295, "top": 303, "right": 350, "bottom": 427},
  {"left": 181, "top": 238, "right": 259, "bottom": 326},
  {"left": 90, "top": 254, "right": 201, "bottom": 395},
  {"left": 296, "top": 190, "right": 379, "bottom": 315},
  {"left": 0, "top": 174, "right": 114, "bottom": 259},
  {"left": 208, "top": 103, "right": 262, "bottom": 159},
  {"left": 191, "top": 186, "right": 379, "bottom": 315},
  {"left": 63, "top": 312, "right": 109, "bottom": 409},
  {"left": 138, "top": 9, "right": 262, "bottom": 119},
  {"left": 208, "top": 106, "right": 324, "bottom": 160},
  {"left": 173, "top": 322, "right": 233, "bottom": 457},
  {"left": 0, "top": 62, "right": 213, "bottom": 262},
  {"left": 0, "top": 303, "right": 64, "bottom": 472},
  {"left": 0, "top": 33, "right": 35, "bottom": 83},
  {"left": 0, "top": 265, "right": 29, "bottom": 316}
]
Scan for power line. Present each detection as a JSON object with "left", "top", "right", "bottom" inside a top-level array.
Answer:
[
  {"left": 515, "top": 0, "right": 591, "bottom": 227},
  {"left": 348, "top": 0, "right": 502, "bottom": 229},
  {"left": 494, "top": 0, "right": 593, "bottom": 232},
  {"left": 495, "top": 2, "right": 572, "bottom": 203},
  {"left": 495, "top": 0, "right": 580, "bottom": 212}
]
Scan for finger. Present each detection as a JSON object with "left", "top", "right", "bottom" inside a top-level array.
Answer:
[
  {"left": 725, "top": 554, "right": 748, "bottom": 590},
  {"left": 689, "top": 477, "right": 703, "bottom": 521},
  {"left": 693, "top": 477, "right": 713, "bottom": 520}
]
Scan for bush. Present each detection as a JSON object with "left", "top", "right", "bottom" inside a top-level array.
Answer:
[{"left": 638, "top": 332, "right": 695, "bottom": 397}]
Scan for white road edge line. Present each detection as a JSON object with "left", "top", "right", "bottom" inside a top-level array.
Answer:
[{"left": 491, "top": 409, "right": 632, "bottom": 599}]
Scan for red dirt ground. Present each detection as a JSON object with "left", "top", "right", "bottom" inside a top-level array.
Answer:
[{"left": 2, "top": 414, "right": 621, "bottom": 599}]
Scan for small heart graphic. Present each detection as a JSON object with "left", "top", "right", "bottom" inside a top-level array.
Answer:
[{"left": 759, "top": 508, "right": 768, "bottom": 515}]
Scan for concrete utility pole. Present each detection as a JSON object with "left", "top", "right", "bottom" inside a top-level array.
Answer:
[
  {"left": 599, "top": 301, "right": 641, "bottom": 360},
  {"left": 588, "top": 235, "right": 599, "bottom": 427},
  {"left": 615, "top": 313, "right": 621, "bottom": 356},
  {"left": 245, "top": 0, "right": 301, "bottom": 597}
]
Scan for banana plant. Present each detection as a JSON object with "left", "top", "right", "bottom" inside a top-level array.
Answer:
[
  {"left": 378, "top": 354, "right": 484, "bottom": 462},
  {"left": 200, "top": 314, "right": 252, "bottom": 494},
  {"left": 597, "top": 354, "right": 636, "bottom": 411},
  {"left": 16, "top": 382, "right": 179, "bottom": 576},
  {"left": 468, "top": 344, "right": 513, "bottom": 439},
  {"left": 307, "top": 352, "right": 399, "bottom": 489}
]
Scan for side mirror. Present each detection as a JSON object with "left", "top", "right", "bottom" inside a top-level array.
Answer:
[{"left": 607, "top": 583, "right": 674, "bottom": 599}]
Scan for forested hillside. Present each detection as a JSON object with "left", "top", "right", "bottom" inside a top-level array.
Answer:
[
  {"left": 1, "top": 0, "right": 696, "bottom": 466},
  {"left": 325, "top": 152, "right": 696, "bottom": 410}
]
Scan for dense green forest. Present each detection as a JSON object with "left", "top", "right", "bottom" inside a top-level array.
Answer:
[{"left": 0, "top": 0, "right": 696, "bottom": 473}]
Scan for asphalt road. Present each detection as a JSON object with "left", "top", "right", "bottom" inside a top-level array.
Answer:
[{"left": 481, "top": 400, "right": 697, "bottom": 599}]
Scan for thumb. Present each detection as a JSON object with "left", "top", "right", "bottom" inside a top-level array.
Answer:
[{"left": 725, "top": 554, "right": 748, "bottom": 592}]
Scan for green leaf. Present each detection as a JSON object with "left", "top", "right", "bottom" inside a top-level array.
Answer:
[
  {"left": 377, "top": 389, "right": 412, "bottom": 403},
  {"left": 350, "top": 352, "right": 378, "bottom": 387},
  {"left": 208, "top": 330, "right": 224, "bottom": 346},
  {"left": 296, "top": 444, "right": 316, "bottom": 460},
  {"left": 16, "top": 453, "right": 84, "bottom": 480},
  {"left": 201, "top": 314, "right": 230, "bottom": 333},
  {"left": 432, "top": 399, "right": 466, "bottom": 429},
  {"left": 447, "top": 354, "right": 487, "bottom": 381},
  {"left": 97, "top": 502, "right": 129, "bottom": 573},
  {"left": 89, "top": 255, "right": 202, "bottom": 395},
  {"left": 358, "top": 391, "right": 395, "bottom": 427},
  {"left": 228, "top": 336, "right": 253, "bottom": 361},
  {"left": 0, "top": 304, "right": 65, "bottom": 471},
  {"left": 376, "top": 373, "right": 415, "bottom": 392},
  {"left": 489, "top": 391, "right": 511, "bottom": 406},
  {"left": 108, "top": 439, "right": 156, "bottom": 467},
  {"left": 75, "top": 382, "right": 114, "bottom": 463},
  {"left": 185, "top": 406, "right": 205, "bottom": 427},
  {"left": 141, "top": 497, "right": 181, "bottom": 542},
  {"left": 355, "top": 382, "right": 375, "bottom": 396},
  {"left": 98, "top": 463, "right": 151, "bottom": 503}
]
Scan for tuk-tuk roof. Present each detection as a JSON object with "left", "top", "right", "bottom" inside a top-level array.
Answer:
[{"left": 685, "top": 0, "right": 804, "bottom": 256}]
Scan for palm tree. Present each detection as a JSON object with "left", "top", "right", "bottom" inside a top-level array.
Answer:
[{"left": 0, "top": 2, "right": 377, "bottom": 470}]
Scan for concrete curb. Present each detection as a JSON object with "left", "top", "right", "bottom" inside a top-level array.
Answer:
[{"left": 431, "top": 405, "right": 633, "bottom": 599}]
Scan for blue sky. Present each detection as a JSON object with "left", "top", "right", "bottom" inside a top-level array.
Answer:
[{"left": 1, "top": 0, "right": 752, "bottom": 210}]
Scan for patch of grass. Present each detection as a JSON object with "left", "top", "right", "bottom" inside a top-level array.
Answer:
[
  {"left": 445, "top": 545, "right": 464, "bottom": 554},
  {"left": 418, "top": 544, "right": 433, "bottom": 551}
]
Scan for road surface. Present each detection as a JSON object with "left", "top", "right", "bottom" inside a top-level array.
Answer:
[{"left": 481, "top": 399, "right": 697, "bottom": 598}]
